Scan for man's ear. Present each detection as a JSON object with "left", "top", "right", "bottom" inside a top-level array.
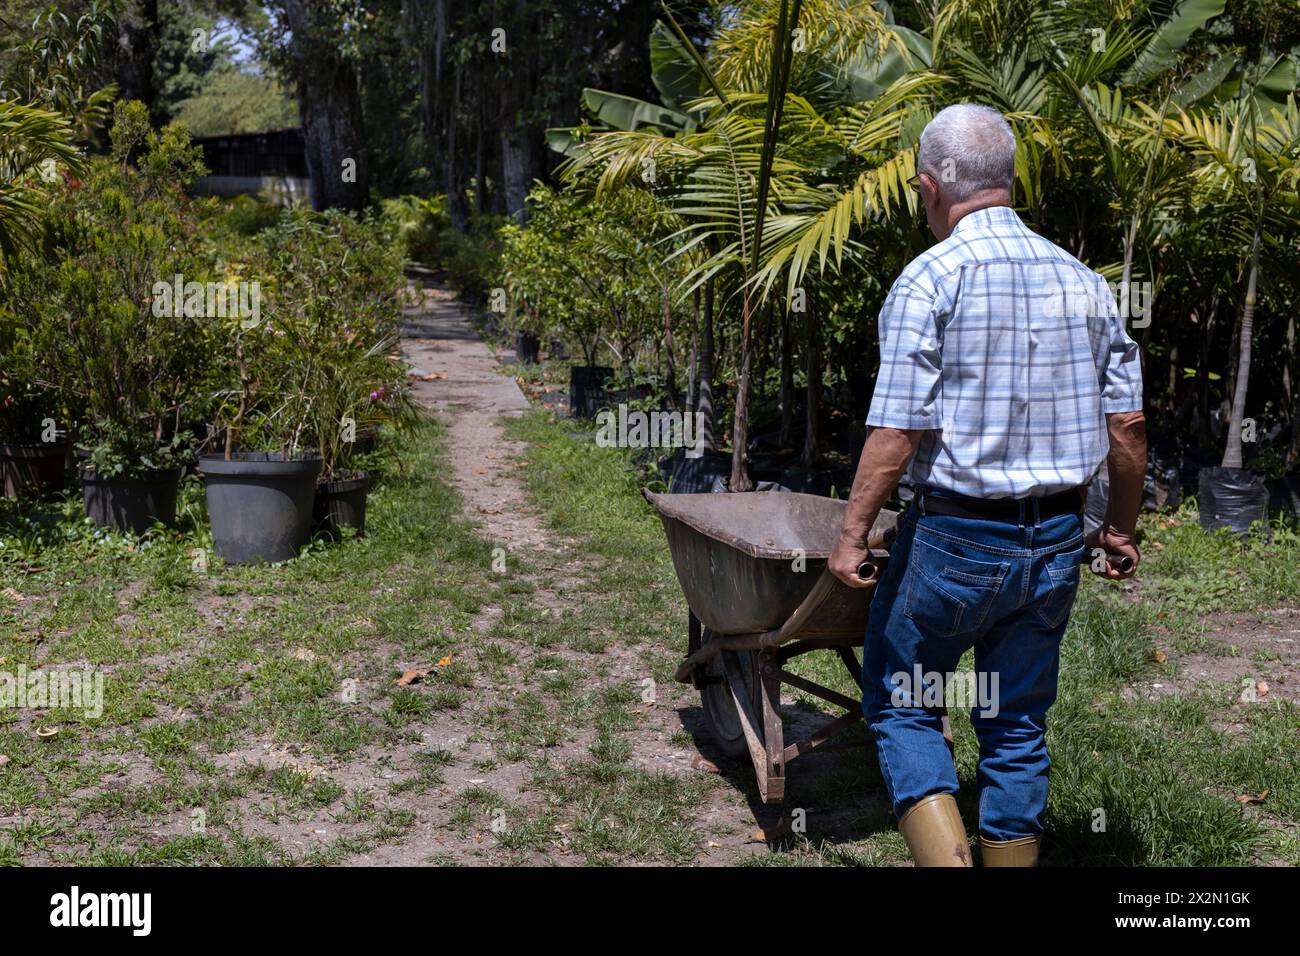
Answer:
[{"left": 919, "top": 173, "right": 940, "bottom": 210}]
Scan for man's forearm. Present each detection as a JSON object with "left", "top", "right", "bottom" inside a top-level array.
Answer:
[
  {"left": 1103, "top": 411, "right": 1147, "bottom": 536},
  {"left": 838, "top": 427, "right": 923, "bottom": 549}
]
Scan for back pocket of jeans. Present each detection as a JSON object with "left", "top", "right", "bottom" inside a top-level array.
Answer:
[
  {"left": 1035, "top": 546, "right": 1083, "bottom": 629},
  {"left": 904, "top": 537, "right": 1009, "bottom": 638}
]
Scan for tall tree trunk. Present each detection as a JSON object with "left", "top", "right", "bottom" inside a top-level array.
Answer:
[
  {"left": 500, "top": 124, "right": 533, "bottom": 222},
  {"left": 475, "top": 99, "right": 488, "bottom": 214},
  {"left": 730, "top": 293, "right": 755, "bottom": 492},
  {"left": 444, "top": 63, "right": 468, "bottom": 228},
  {"left": 779, "top": 304, "right": 794, "bottom": 448},
  {"left": 687, "top": 288, "right": 699, "bottom": 413},
  {"left": 1197, "top": 297, "right": 1217, "bottom": 448},
  {"left": 699, "top": 277, "right": 715, "bottom": 453},
  {"left": 1222, "top": 222, "right": 1263, "bottom": 469},
  {"left": 662, "top": 286, "right": 677, "bottom": 411},
  {"left": 803, "top": 302, "right": 820, "bottom": 470},
  {"left": 117, "top": 1, "right": 160, "bottom": 115},
  {"left": 1288, "top": 318, "right": 1300, "bottom": 464},
  {"left": 280, "top": 0, "right": 367, "bottom": 211}
]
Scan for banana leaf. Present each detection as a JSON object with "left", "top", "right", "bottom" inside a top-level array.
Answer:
[{"left": 1122, "top": 0, "right": 1226, "bottom": 87}]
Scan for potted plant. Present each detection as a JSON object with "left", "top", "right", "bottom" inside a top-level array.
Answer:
[
  {"left": 204, "top": 209, "right": 404, "bottom": 559},
  {"left": 304, "top": 213, "right": 411, "bottom": 537},
  {"left": 201, "top": 291, "right": 321, "bottom": 565},
  {"left": 309, "top": 372, "right": 410, "bottom": 538},
  {"left": 16, "top": 103, "right": 211, "bottom": 533}
]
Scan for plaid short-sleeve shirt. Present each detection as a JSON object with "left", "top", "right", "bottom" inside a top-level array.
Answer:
[{"left": 866, "top": 205, "right": 1144, "bottom": 499}]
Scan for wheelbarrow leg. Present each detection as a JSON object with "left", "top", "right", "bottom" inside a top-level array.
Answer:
[
  {"left": 758, "top": 654, "right": 785, "bottom": 805},
  {"left": 719, "top": 650, "right": 784, "bottom": 804},
  {"left": 687, "top": 612, "right": 708, "bottom": 691}
]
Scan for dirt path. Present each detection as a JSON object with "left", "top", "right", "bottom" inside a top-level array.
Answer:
[
  {"left": 386, "top": 276, "right": 822, "bottom": 865},
  {"left": 400, "top": 280, "right": 548, "bottom": 555}
]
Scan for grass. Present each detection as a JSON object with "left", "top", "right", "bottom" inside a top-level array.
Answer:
[
  {"left": 504, "top": 409, "right": 1300, "bottom": 866},
  {"left": 1, "top": 403, "right": 1295, "bottom": 866}
]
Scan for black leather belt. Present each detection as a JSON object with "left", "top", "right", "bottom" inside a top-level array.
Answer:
[{"left": 919, "top": 488, "right": 1084, "bottom": 522}]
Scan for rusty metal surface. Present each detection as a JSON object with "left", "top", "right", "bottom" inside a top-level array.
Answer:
[
  {"left": 643, "top": 489, "right": 896, "bottom": 559},
  {"left": 643, "top": 488, "right": 904, "bottom": 804},
  {"left": 643, "top": 488, "right": 898, "bottom": 636}
]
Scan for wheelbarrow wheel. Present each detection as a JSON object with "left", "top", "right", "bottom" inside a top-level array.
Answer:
[{"left": 699, "top": 629, "right": 763, "bottom": 759}]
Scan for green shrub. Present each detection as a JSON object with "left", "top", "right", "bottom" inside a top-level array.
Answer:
[
  {"left": 11, "top": 101, "right": 214, "bottom": 476},
  {"left": 211, "top": 208, "right": 414, "bottom": 476},
  {"left": 379, "top": 194, "right": 449, "bottom": 265}
]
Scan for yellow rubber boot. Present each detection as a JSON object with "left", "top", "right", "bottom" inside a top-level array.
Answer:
[
  {"left": 979, "top": 834, "right": 1040, "bottom": 867},
  {"left": 898, "top": 794, "right": 972, "bottom": 867}
]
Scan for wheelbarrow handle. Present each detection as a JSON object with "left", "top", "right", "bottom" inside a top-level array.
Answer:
[{"left": 1080, "top": 549, "right": 1135, "bottom": 573}]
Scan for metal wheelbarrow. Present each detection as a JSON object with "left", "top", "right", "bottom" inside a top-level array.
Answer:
[{"left": 644, "top": 489, "right": 899, "bottom": 804}]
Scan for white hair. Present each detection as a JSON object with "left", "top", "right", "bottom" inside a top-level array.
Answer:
[{"left": 917, "top": 104, "right": 1016, "bottom": 202}]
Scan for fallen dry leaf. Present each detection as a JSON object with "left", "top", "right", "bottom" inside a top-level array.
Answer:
[
  {"left": 691, "top": 754, "right": 721, "bottom": 774},
  {"left": 395, "top": 669, "right": 429, "bottom": 687},
  {"left": 436, "top": 656, "right": 453, "bottom": 667},
  {"left": 1236, "top": 789, "right": 1270, "bottom": 805},
  {"left": 1154, "top": 649, "right": 1167, "bottom": 663},
  {"left": 1257, "top": 681, "right": 1270, "bottom": 698}
]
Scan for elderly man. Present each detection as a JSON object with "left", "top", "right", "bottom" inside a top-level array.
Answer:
[{"left": 829, "top": 103, "right": 1146, "bottom": 867}]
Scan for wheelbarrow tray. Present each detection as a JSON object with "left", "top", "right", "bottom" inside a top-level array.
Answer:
[{"left": 644, "top": 489, "right": 895, "bottom": 636}]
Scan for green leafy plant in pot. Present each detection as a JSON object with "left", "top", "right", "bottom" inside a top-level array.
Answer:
[
  {"left": 15, "top": 102, "right": 212, "bottom": 532},
  {"left": 299, "top": 211, "right": 411, "bottom": 537},
  {"left": 203, "top": 209, "right": 405, "bottom": 559}
]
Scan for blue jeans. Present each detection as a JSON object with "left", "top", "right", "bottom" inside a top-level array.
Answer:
[{"left": 861, "top": 493, "right": 1084, "bottom": 841}]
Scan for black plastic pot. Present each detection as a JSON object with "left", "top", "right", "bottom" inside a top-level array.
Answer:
[
  {"left": 1198, "top": 466, "right": 1269, "bottom": 535},
  {"left": 313, "top": 470, "right": 370, "bottom": 536},
  {"left": 352, "top": 429, "right": 376, "bottom": 455},
  {"left": 79, "top": 465, "right": 180, "bottom": 535},
  {"left": 200, "top": 453, "right": 322, "bottom": 564},
  {"left": 1, "top": 440, "right": 68, "bottom": 499},
  {"left": 780, "top": 466, "right": 833, "bottom": 497},
  {"left": 515, "top": 331, "right": 541, "bottom": 365},
  {"left": 569, "top": 365, "right": 613, "bottom": 418}
]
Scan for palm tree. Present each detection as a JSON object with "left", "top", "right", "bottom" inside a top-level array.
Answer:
[
  {"left": 0, "top": 99, "right": 81, "bottom": 272},
  {"left": 569, "top": 0, "right": 933, "bottom": 488},
  {"left": 1166, "top": 93, "right": 1300, "bottom": 469}
]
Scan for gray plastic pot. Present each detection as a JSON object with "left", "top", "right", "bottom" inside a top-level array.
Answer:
[
  {"left": 79, "top": 465, "right": 181, "bottom": 535},
  {"left": 200, "top": 453, "right": 322, "bottom": 564}
]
